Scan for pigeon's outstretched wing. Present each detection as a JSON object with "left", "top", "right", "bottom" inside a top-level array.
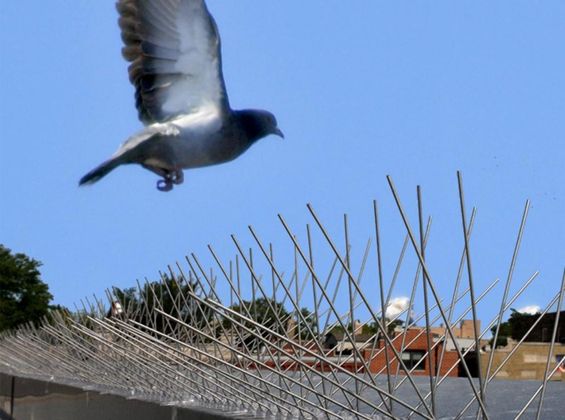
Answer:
[{"left": 117, "top": 0, "right": 229, "bottom": 124}]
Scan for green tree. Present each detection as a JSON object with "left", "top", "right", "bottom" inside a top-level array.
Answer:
[
  {"left": 489, "top": 309, "right": 542, "bottom": 348},
  {"left": 227, "top": 298, "right": 289, "bottom": 333},
  {"left": 112, "top": 276, "right": 213, "bottom": 338},
  {"left": 507, "top": 309, "right": 539, "bottom": 341},
  {"left": 489, "top": 321, "right": 511, "bottom": 348},
  {"left": 139, "top": 276, "right": 205, "bottom": 335},
  {"left": 226, "top": 298, "right": 290, "bottom": 349},
  {"left": 0, "top": 245, "right": 53, "bottom": 331},
  {"left": 361, "top": 318, "right": 403, "bottom": 337},
  {"left": 296, "top": 307, "right": 317, "bottom": 340}
]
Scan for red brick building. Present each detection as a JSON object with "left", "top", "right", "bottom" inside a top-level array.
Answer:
[
  {"left": 259, "top": 328, "right": 463, "bottom": 377},
  {"left": 365, "top": 328, "right": 460, "bottom": 377}
]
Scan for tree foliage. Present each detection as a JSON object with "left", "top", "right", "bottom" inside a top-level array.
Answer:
[
  {"left": 490, "top": 309, "right": 543, "bottom": 348},
  {"left": 227, "top": 298, "right": 289, "bottom": 333},
  {"left": 295, "top": 307, "right": 317, "bottom": 340},
  {"left": 112, "top": 276, "right": 212, "bottom": 337},
  {"left": 507, "top": 310, "right": 540, "bottom": 341},
  {"left": 0, "top": 245, "right": 53, "bottom": 331},
  {"left": 224, "top": 298, "right": 292, "bottom": 349},
  {"left": 489, "top": 320, "right": 511, "bottom": 348}
]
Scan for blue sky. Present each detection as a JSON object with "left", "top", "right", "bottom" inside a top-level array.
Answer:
[{"left": 1, "top": 1, "right": 564, "bottom": 325}]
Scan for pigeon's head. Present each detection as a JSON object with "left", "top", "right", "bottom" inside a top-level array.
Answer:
[{"left": 237, "top": 109, "right": 284, "bottom": 143}]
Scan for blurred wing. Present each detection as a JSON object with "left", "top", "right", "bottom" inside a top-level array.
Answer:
[{"left": 117, "top": 0, "right": 229, "bottom": 124}]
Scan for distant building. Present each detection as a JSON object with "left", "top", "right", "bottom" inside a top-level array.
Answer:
[
  {"left": 260, "top": 320, "right": 486, "bottom": 378},
  {"left": 481, "top": 341, "right": 565, "bottom": 381},
  {"left": 292, "top": 327, "right": 465, "bottom": 377},
  {"left": 366, "top": 328, "right": 463, "bottom": 378},
  {"left": 520, "top": 311, "right": 565, "bottom": 343},
  {"left": 430, "top": 319, "right": 481, "bottom": 339},
  {"left": 480, "top": 311, "right": 565, "bottom": 381}
]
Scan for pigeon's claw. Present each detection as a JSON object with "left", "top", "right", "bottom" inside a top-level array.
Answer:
[
  {"left": 172, "top": 169, "right": 184, "bottom": 185},
  {"left": 155, "top": 169, "right": 183, "bottom": 192},
  {"left": 157, "top": 179, "right": 173, "bottom": 192}
]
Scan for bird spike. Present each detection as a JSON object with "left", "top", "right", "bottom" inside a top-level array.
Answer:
[{"left": 1, "top": 174, "right": 564, "bottom": 419}]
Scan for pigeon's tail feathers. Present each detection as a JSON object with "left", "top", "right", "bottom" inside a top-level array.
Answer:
[{"left": 79, "top": 158, "right": 122, "bottom": 186}]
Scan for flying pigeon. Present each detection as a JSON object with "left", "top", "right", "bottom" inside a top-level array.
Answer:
[{"left": 80, "top": 0, "right": 283, "bottom": 191}]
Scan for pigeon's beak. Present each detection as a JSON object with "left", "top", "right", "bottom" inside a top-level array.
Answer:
[{"left": 273, "top": 127, "right": 285, "bottom": 139}]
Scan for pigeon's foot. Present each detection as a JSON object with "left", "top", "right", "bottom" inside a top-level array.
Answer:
[
  {"left": 156, "top": 169, "right": 184, "bottom": 192},
  {"left": 171, "top": 169, "right": 184, "bottom": 185},
  {"left": 157, "top": 179, "right": 173, "bottom": 192}
]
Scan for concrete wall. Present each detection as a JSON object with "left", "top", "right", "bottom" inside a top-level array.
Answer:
[{"left": 0, "top": 373, "right": 231, "bottom": 420}]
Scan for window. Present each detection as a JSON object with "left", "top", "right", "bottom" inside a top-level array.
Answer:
[{"left": 401, "top": 350, "right": 426, "bottom": 370}]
